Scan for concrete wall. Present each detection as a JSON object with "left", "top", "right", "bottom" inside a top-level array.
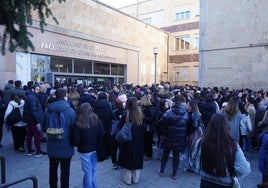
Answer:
[{"left": 199, "top": 0, "right": 268, "bottom": 90}]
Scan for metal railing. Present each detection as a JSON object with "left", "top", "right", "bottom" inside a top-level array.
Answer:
[
  {"left": 0, "top": 156, "right": 38, "bottom": 188},
  {"left": 0, "top": 175, "right": 38, "bottom": 188},
  {"left": 0, "top": 156, "right": 6, "bottom": 184}
]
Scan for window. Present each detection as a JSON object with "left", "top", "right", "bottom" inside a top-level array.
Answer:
[
  {"left": 94, "top": 62, "right": 109, "bottom": 75},
  {"left": 175, "top": 11, "right": 190, "bottom": 21},
  {"left": 175, "top": 36, "right": 190, "bottom": 50},
  {"left": 142, "top": 17, "right": 152, "bottom": 24},
  {"left": 194, "top": 36, "right": 199, "bottom": 49},
  {"left": 74, "top": 59, "right": 92, "bottom": 74},
  {"left": 31, "top": 54, "right": 50, "bottom": 72},
  {"left": 50, "top": 57, "right": 72, "bottom": 73},
  {"left": 111, "top": 64, "right": 124, "bottom": 76}
]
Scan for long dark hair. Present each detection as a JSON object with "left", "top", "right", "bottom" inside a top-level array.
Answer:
[
  {"left": 201, "top": 113, "right": 237, "bottom": 177},
  {"left": 76, "top": 103, "right": 99, "bottom": 129},
  {"left": 125, "top": 97, "right": 143, "bottom": 126}
]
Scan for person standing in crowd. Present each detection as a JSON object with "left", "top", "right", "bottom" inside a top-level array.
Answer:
[
  {"left": 23, "top": 84, "right": 45, "bottom": 157},
  {"left": 4, "top": 94, "right": 26, "bottom": 152},
  {"left": 117, "top": 97, "right": 144, "bottom": 185},
  {"left": 158, "top": 94, "right": 191, "bottom": 180},
  {"left": 93, "top": 91, "right": 113, "bottom": 159},
  {"left": 11, "top": 80, "right": 26, "bottom": 100},
  {"left": 0, "top": 89, "right": 7, "bottom": 148},
  {"left": 198, "top": 91, "right": 218, "bottom": 128},
  {"left": 190, "top": 113, "right": 250, "bottom": 187},
  {"left": 111, "top": 98, "right": 125, "bottom": 169},
  {"left": 140, "top": 91, "right": 156, "bottom": 161},
  {"left": 184, "top": 99, "right": 203, "bottom": 175},
  {"left": 2, "top": 80, "right": 14, "bottom": 103},
  {"left": 42, "top": 88, "right": 76, "bottom": 188},
  {"left": 72, "top": 103, "right": 104, "bottom": 188},
  {"left": 258, "top": 124, "right": 268, "bottom": 187},
  {"left": 222, "top": 95, "right": 243, "bottom": 143},
  {"left": 245, "top": 95, "right": 256, "bottom": 151},
  {"left": 68, "top": 87, "right": 80, "bottom": 111}
]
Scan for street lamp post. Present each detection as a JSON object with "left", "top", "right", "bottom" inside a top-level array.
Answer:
[{"left": 153, "top": 47, "right": 158, "bottom": 85}]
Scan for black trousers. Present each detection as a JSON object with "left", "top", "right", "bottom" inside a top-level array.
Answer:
[
  {"left": 11, "top": 126, "right": 27, "bottom": 150},
  {"left": 49, "top": 157, "right": 72, "bottom": 188},
  {"left": 144, "top": 131, "right": 153, "bottom": 158}
]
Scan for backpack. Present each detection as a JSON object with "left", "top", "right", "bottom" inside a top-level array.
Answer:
[
  {"left": 6, "top": 107, "right": 22, "bottom": 126},
  {"left": 46, "top": 111, "right": 65, "bottom": 140}
]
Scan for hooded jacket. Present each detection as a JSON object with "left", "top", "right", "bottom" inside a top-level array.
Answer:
[
  {"left": 160, "top": 104, "right": 190, "bottom": 150},
  {"left": 42, "top": 99, "right": 76, "bottom": 158}
]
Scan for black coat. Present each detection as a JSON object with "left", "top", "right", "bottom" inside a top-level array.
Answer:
[
  {"left": 160, "top": 104, "right": 190, "bottom": 151},
  {"left": 118, "top": 112, "right": 145, "bottom": 170},
  {"left": 93, "top": 98, "right": 113, "bottom": 134},
  {"left": 198, "top": 100, "right": 217, "bottom": 128}
]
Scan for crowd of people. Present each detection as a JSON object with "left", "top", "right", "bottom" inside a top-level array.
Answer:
[{"left": 0, "top": 79, "right": 268, "bottom": 187}]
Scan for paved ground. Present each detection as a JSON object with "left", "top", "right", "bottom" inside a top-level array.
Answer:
[{"left": 0, "top": 128, "right": 263, "bottom": 188}]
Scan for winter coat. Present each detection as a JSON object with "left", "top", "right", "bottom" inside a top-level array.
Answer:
[
  {"left": 160, "top": 104, "right": 190, "bottom": 151},
  {"left": 4, "top": 100, "right": 26, "bottom": 127},
  {"left": 78, "top": 93, "right": 96, "bottom": 107},
  {"left": 93, "top": 98, "right": 113, "bottom": 134},
  {"left": 72, "top": 119, "right": 104, "bottom": 153},
  {"left": 199, "top": 100, "right": 217, "bottom": 128},
  {"left": 142, "top": 105, "right": 156, "bottom": 132},
  {"left": 23, "top": 92, "right": 43, "bottom": 125},
  {"left": 118, "top": 111, "right": 145, "bottom": 170},
  {"left": 42, "top": 99, "right": 76, "bottom": 158},
  {"left": 259, "top": 132, "right": 268, "bottom": 175}
]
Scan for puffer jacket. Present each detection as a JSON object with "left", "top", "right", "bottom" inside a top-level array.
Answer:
[{"left": 160, "top": 104, "right": 190, "bottom": 150}]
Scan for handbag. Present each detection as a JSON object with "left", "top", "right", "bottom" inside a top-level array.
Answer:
[
  {"left": 232, "top": 176, "right": 241, "bottom": 188},
  {"left": 115, "top": 111, "right": 132, "bottom": 143},
  {"left": 6, "top": 107, "right": 22, "bottom": 126}
]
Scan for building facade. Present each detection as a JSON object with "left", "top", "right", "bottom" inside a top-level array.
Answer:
[
  {"left": 120, "top": 0, "right": 200, "bottom": 86},
  {"left": 0, "top": 0, "right": 168, "bottom": 88},
  {"left": 199, "top": 0, "right": 268, "bottom": 90}
]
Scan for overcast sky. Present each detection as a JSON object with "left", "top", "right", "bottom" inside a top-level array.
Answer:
[{"left": 98, "top": 0, "right": 145, "bottom": 8}]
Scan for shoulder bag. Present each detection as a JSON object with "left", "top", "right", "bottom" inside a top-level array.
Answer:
[{"left": 115, "top": 111, "right": 132, "bottom": 143}]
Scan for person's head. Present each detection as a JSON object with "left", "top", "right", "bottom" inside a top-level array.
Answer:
[
  {"left": 55, "top": 88, "right": 68, "bottom": 100},
  {"left": 159, "top": 98, "right": 169, "bottom": 111},
  {"left": 76, "top": 103, "right": 99, "bottom": 129},
  {"left": 14, "top": 80, "right": 22, "bottom": 88},
  {"left": 97, "top": 91, "right": 107, "bottom": 100},
  {"left": 11, "top": 94, "right": 22, "bottom": 105},
  {"left": 225, "top": 95, "right": 239, "bottom": 119},
  {"left": 172, "top": 94, "right": 185, "bottom": 105},
  {"left": 31, "top": 85, "right": 40, "bottom": 94},
  {"left": 201, "top": 113, "right": 236, "bottom": 177},
  {"left": 188, "top": 99, "right": 201, "bottom": 115},
  {"left": 39, "top": 84, "right": 47, "bottom": 94},
  {"left": 126, "top": 97, "right": 142, "bottom": 126}
]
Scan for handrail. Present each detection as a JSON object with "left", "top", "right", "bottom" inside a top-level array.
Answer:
[
  {"left": 0, "top": 175, "right": 38, "bottom": 188},
  {"left": 0, "top": 156, "right": 6, "bottom": 184}
]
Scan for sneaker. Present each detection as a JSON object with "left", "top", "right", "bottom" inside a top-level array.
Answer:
[
  {"left": 184, "top": 168, "right": 195, "bottom": 175},
  {"left": 35, "top": 153, "right": 43, "bottom": 158},
  {"left": 113, "top": 163, "right": 118, "bottom": 169},
  {"left": 40, "top": 150, "right": 47, "bottom": 155},
  {"left": 158, "top": 170, "right": 164, "bottom": 177},
  {"left": 171, "top": 175, "right": 177, "bottom": 180},
  {"left": 27, "top": 149, "right": 35, "bottom": 156}
]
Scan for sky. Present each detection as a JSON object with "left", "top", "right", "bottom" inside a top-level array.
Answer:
[{"left": 98, "top": 0, "right": 145, "bottom": 8}]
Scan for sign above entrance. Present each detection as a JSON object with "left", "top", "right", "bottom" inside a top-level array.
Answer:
[{"left": 30, "top": 27, "right": 128, "bottom": 64}]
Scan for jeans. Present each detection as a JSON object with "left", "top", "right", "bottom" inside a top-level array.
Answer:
[
  {"left": 110, "top": 135, "right": 119, "bottom": 164},
  {"left": 26, "top": 123, "right": 41, "bottom": 153},
  {"left": 80, "top": 151, "right": 97, "bottom": 188},
  {"left": 200, "top": 179, "right": 232, "bottom": 188},
  {"left": 49, "top": 157, "right": 72, "bottom": 188},
  {"left": 160, "top": 145, "right": 180, "bottom": 176},
  {"left": 244, "top": 137, "right": 252, "bottom": 152}
]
